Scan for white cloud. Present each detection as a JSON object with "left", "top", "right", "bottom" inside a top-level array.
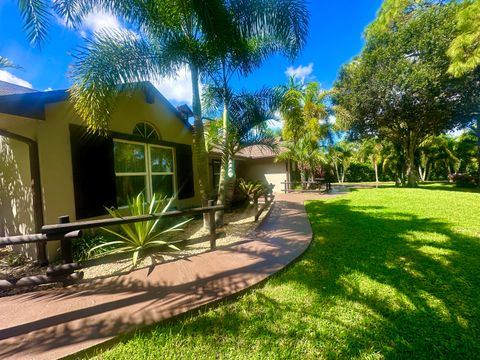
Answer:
[
  {"left": 285, "top": 63, "right": 314, "bottom": 82},
  {"left": 0, "top": 70, "right": 33, "bottom": 88},
  {"left": 57, "top": 10, "right": 123, "bottom": 36},
  {"left": 152, "top": 67, "right": 194, "bottom": 105},
  {"left": 44, "top": 87, "right": 53, "bottom": 92},
  {"left": 82, "top": 11, "right": 121, "bottom": 33}
]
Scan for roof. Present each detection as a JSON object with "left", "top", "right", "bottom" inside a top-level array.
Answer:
[
  {"left": 210, "top": 142, "right": 287, "bottom": 160},
  {"left": 0, "top": 80, "right": 37, "bottom": 96},
  {"left": 0, "top": 81, "right": 193, "bottom": 131}
]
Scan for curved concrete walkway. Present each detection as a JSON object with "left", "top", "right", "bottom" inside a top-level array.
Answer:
[{"left": 0, "top": 193, "right": 333, "bottom": 359}]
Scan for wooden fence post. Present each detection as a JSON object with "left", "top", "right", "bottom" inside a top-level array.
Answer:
[
  {"left": 208, "top": 200, "right": 216, "bottom": 250},
  {"left": 59, "top": 215, "right": 73, "bottom": 264}
]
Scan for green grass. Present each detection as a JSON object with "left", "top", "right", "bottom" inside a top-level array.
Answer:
[{"left": 90, "top": 187, "right": 480, "bottom": 359}]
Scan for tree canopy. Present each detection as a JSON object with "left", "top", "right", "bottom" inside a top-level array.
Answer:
[{"left": 334, "top": 1, "right": 479, "bottom": 186}]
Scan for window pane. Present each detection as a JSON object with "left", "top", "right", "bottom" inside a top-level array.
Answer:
[
  {"left": 116, "top": 176, "right": 146, "bottom": 206},
  {"left": 114, "top": 142, "right": 146, "bottom": 173},
  {"left": 152, "top": 175, "right": 174, "bottom": 198},
  {"left": 151, "top": 147, "right": 173, "bottom": 173}
]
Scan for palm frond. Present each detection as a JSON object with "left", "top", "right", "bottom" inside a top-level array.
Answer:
[
  {"left": 17, "top": 0, "right": 51, "bottom": 46},
  {"left": 69, "top": 29, "right": 171, "bottom": 133},
  {"left": 0, "top": 56, "right": 21, "bottom": 70}
]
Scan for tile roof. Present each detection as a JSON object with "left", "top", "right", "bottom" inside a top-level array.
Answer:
[
  {"left": 210, "top": 142, "right": 287, "bottom": 160},
  {"left": 0, "top": 80, "right": 38, "bottom": 96}
]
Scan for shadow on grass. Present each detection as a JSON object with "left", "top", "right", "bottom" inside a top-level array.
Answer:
[
  {"left": 296, "top": 198, "right": 480, "bottom": 358},
  {"left": 417, "top": 182, "right": 480, "bottom": 194},
  {"left": 74, "top": 193, "right": 480, "bottom": 359}
]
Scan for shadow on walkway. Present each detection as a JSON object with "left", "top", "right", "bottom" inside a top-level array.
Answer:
[{"left": 0, "top": 196, "right": 316, "bottom": 360}]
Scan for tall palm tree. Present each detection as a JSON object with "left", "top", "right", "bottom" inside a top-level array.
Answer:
[
  {"left": 56, "top": 0, "right": 241, "bottom": 225},
  {"left": 58, "top": 0, "right": 309, "bottom": 226},
  {"left": 204, "top": 0, "right": 309, "bottom": 223},
  {"left": 278, "top": 80, "right": 329, "bottom": 143}
]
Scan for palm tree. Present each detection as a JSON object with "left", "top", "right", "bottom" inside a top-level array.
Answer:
[
  {"left": 0, "top": 56, "right": 19, "bottom": 69},
  {"left": 418, "top": 135, "right": 460, "bottom": 181},
  {"left": 358, "top": 138, "right": 384, "bottom": 183},
  {"left": 56, "top": 0, "right": 246, "bottom": 227},
  {"left": 276, "top": 135, "right": 324, "bottom": 188},
  {"left": 206, "top": 87, "right": 278, "bottom": 212},
  {"left": 58, "top": 0, "right": 309, "bottom": 227},
  {"left": 278, "top": 80, "right": 329, "bottom": 143},
  {"left": 327, "top": 141, "right": 354, "bottom": 183},
  {"left": 204, "top": 0, "right": 309, "bottom": 223}
]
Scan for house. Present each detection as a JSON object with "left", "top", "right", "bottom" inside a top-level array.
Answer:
[
  {"left": 0, "top": 80, "right": 199, "bottom": 261},
  {"left": 208, "top": 143, "right": 290, "bottom": 195},
  {"left": 0, "top": 80, "right": 293, "bottom": 262}
]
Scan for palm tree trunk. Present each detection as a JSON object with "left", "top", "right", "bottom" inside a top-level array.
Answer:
[
  {"left": 418, "top": 166, "right": 424, "bottom": 182},
  {"left": 215, "top": 99, "right": 229, "bottom": 226},
  {"left": 190, "top": 63, "right": 210, "bottom": 227},
  {"left": 334, "top": 160, "right": 341, "bottom": 183},
  {"left": 374, "top": 160, "right": 379, "bottom": 183}
]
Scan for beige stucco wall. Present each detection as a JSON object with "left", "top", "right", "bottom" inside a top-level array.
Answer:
[
  {"left": 0, "top": 135, "right": 37, "bottom": 258},
  {"left": 1, "top": 87, "right": 200, "bottom": 261},
  {"left": 237, "top": 158, "right": 288, "bottom": 194}
]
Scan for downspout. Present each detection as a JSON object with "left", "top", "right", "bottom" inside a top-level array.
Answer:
[{"left": 0, "top": 129, "right": 46, "bottom": 265}]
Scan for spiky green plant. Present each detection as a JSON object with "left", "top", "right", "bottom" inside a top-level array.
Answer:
[
  {"left": 89, "top": 193, "right": 191, "bottom": 265},
  {"left": 237, "top": 179, "right": 265, "bottom": 200}
]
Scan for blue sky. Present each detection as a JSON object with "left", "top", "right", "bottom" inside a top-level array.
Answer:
[{"left": 0, "top": 1, "right": 382, "bottom": 106}]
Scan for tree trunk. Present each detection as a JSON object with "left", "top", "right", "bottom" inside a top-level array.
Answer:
[
  {"left": 190, "top": 64, "right": 210, "bottom": 227},
  {"left": 405, "top": 137, "right": 417, "bottom": 187},
  {"left": 418, "top": 166, "right": 424, "bottom": 182},
  {"left": 374, "top": 160, "right": 379, "bottom": 183},
  {"left": 300, "top": 168, "right": 306, "bottom": 189},
  {"left": 334, "top": 161, "right": 341, "bottom": 183},
  {"left": 215, "top": 98, "right": 229, "bottom": 226}
]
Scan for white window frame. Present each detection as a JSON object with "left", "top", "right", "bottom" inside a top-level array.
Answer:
[{"left": 113, "top": 139, "right": 177, "bottom": 204}]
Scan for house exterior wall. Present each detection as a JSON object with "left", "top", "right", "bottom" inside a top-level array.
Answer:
[
  {"left": 237, "top": 158, "right": 288, "bottom": 194},
  {"left": 0, "top": 135, "right": 37, "bottom": 257},
  {"left": 0, "top": 88, "right": 200, "bottom": 261}
]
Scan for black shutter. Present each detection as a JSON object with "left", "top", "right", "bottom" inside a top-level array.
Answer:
[
  {"left": 176, "top": 144, "right": 194, "bottom": 199},
  {"left": 70, "top": 125, "right": 117, "bottom": 219}
]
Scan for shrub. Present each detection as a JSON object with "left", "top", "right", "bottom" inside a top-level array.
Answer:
[{"left": 346, "top": 162, "right": 375, "bottom": 182}]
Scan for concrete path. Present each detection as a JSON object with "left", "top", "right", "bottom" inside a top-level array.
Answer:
[{"left": 0, "top": 193, "right": 333, "bottom": 359}]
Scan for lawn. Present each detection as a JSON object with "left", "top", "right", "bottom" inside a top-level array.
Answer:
[{"left": 90, "top": 186, "right": 480, "bottom": 359}]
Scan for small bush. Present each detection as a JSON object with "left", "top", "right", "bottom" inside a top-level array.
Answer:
[{"left": 346, "top": 162, "right": 375, "bottom": 182}]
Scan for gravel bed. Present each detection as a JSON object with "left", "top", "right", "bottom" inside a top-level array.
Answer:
[{"left": 0, "top": 202, "right": 273, "bottom": 296}]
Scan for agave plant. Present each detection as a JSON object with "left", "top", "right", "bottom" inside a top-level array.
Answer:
[{"left": 89, "top": 193, "right": 191, "bottom": 265}]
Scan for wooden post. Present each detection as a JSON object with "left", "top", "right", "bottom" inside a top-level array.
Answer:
[
  {"left": 253, "top": 197, "right": 259, "bottom": 222},
  {"left": 59, "top": 215, "right": 73, "bottom": 264},
  {"left": 208, "top": 200, "right": 216, "bottom": 250}
]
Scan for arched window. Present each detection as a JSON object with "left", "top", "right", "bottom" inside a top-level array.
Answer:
[{"left": 133, "top": 122, "right": 160, "bottom": 141}]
